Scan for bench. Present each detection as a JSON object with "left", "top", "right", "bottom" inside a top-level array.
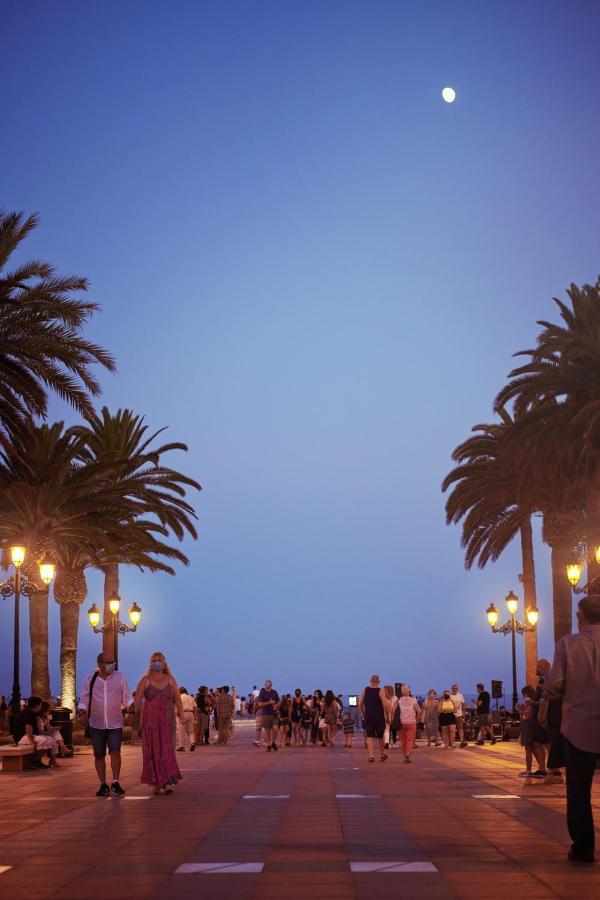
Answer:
[{"left": 0, "top": 745, "right": 37, "bottom": 772}]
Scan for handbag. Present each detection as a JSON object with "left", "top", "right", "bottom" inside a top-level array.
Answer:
[{"left": 84, "top": 671, "right": 99, "bottom": 738}]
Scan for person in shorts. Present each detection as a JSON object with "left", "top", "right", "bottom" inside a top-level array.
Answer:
[
  {"left": 474, "top": 682, "right": 496, "bottom": 745},
  {"left": 78, "top": 652, "right": 133, "bottom": 796},
  {"left": 257, "top": 679, "right": 279, "bottom": 751}
]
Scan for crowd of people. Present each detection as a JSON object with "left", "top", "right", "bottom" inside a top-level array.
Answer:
[{"left": 3, "top": 593, "right": 600, "bottom": 866}]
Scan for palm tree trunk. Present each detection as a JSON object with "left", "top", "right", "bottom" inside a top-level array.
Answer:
[
  {"left": 519, "top": 518, "right": 538, "bottom": 685},
  {"left": 54, "top": 566, "right": 88, "bottom": 713},
  {"left": 102, "top": 563, "right": 120, "bottom": 658},
  {"left": 59, "top": 602, "right": 80, "bottom": 713},
  {"left": 551, "top": 543, "right": 573, "bottom": 643},
  {"left": 29, "top": 590, "right": 51, "bottom": 699}
]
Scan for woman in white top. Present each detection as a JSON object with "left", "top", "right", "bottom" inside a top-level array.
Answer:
[
  {"left": 398, "top": 684, "right": 421, "bottom": 763},
  {"left": 382, "top": 685, "right": 397, "bottom": 750}
]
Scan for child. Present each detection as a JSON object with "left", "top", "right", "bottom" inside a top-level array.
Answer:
[
  {"left": 301, "top": 704, "right": 312, "bottom": 745},
  {"left": 342, "top": 708, "right": 355, "bottom": 748}
]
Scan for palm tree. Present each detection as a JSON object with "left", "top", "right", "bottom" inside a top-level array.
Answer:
[
  {"left": 71, "top": 407, "right": 200, "bottom": 655},
  {"left": 442, "top": 408, "right": 540, "bottom": 684},
  {"left": 497, "top": 279, "right": 600, "bottom": 635},
  {"left": 0, "top": 418, "right": 200, "bottom": 709},
  {"left": 0, "top": 208, "right": 115, "bottom": 435}
]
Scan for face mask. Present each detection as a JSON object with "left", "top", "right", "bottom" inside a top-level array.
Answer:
[
  {"left": 104, "top": 663, "right": 115, "bottom": 674},
  {"left": 151, "top": 661, "right": 164, "bottom": 672}
]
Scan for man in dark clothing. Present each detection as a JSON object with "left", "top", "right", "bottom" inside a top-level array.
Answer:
[
  {"left": 474, "top": 683, "right": 496, "bottom": 745},
  {"left": 13, "top": 697, "right": 51, "bottom": 768}
]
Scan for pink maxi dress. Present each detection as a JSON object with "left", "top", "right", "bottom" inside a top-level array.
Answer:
[{"left": 141, "top": 681, "right": 182, "bottom": 788}]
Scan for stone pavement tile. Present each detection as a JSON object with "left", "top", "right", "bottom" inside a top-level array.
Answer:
[{"left": 56, "top": 873, "right": 171, "bottom": 900}]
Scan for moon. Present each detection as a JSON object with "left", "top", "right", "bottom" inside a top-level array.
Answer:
[{"left": 442, "top": 87, "right": 456, "bottom": 103}]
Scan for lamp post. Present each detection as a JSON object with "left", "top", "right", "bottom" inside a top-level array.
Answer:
[
  {"left": 486, "top": 590, "right": 538, "bottom": 711},
  {"left": 87, "top": 594, "right": 141, "bottom": 670},
  {"left": 0, "top": 546, "right": 55, "bottom": 731},
  {"left": 565, "top": 542, "right": 600, "bottom": 594}
]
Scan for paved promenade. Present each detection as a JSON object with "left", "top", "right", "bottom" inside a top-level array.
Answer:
[{"left": 1, "top": 724, "right": 599, "bottom": 899}]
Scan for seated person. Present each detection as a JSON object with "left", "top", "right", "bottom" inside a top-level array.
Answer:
[
  {"left": 39, "top": 701, "right": 72, "bottom": 758},
  {"left": 13, "top": 696, "right": 59, "bottom": 768}
]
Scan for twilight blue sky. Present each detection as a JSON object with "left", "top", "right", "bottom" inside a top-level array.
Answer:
[{"left": 1, "top": 1, "right": 600, "bottom": 702}]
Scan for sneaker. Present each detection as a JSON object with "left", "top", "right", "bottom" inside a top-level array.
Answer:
[
  {"left": 405, "top": 755, "right": 411, "bottom": 763},
  {"left": 384, "top": 743, "right": 390, "bottom": 750},
  {"left": 531, "top": 770, "right": 547, "bottom": 779},
  {"left": 491, "top": 738, "right": 497, "bottom": 745},
  {"left": 176, "top": 747, "right": 185, "bottom": 752},
  {"left": 111, "top": 781, "right": 125, "bottom": 795},
  {"left": 475, "top": 740, "right": 484, "bottom": 746},
  {"left": 519, "top": 770, "right": 533, "bottom": 777},
  {"left": 190, "top": 744, "right": 195, "bottom": 752},
  {"left": 96, "top": 782, "right": 110, "bottom": 797},
  {"left": 568, "top": 849, "right": 595, "bottom": 864},
  {"left": 252, "top": 740, "right": 261, "bottom": 747},
  {"left": 271, "top": 743, "right": 278, "bottom": 751},
  {"left": 460, "top": 741, "right": 468, "bottom": 748}
]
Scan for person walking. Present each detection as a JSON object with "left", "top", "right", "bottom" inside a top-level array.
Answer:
[
  {"left": 423, "top": 690, "right": 441, "bottom": 746},
  {"left": 176, "top": 686, "right": 197, "bottom": 751},
  {"left": 290, "top": 689, "right": 304, "bottom": 745},
  {"left": 398, "top": 685, "right": 421, "bottom": 762},
  {"left": 321, "top": 690, "right": 340, "bottom": 747},
  {"left": 536, "top": 658, "right": 564, "bottom": 784},
  {"left": 257, "top": 679, "right": 279, "bottom": 752},
  {"left": 438, "top": 691, "right": 456, "bottom": 748},
  {"left": 474, "top": 683, "right": 496, "bottom": 745},
  {"left": 450, "top": 684, "right": 467, "bottom": 747},
  {"left": 195, "top": 686, "right": 212, "bottom": 746},
  {"left": 358, "top": 675, "right": 387, "bottom": 763},
  {"left": 214, "top": 686, "right": 235, "bottom": 744},
  {"left": 135, "top": 651, "right": 184, "bottom": 795},
  {"left": 382, "top": 685, "right": 397, "bottom": 750},
  {"left": 518, "top": 685, "right": 547, "bottom": 778},
  {"left": 545, "top": 595, "right": 600, "bottom": 863},
  {"left": 79, "top": 652, "right": 132, "bottom": 796}
]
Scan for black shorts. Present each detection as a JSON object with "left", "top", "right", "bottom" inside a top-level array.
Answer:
[{"left": 365, "top": 722, "right": 385, "bottom": 739}]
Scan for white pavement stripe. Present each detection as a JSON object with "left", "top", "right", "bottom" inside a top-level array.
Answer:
[
  {"left": 350, "top": 862, "right": 438, "bottom": 873},
  {"left": 472, "top": 794, "right": 520, "bottom": 799},
  {"left": 336, "top": 793, "right": 379, "bottom": 799},
  {"left": 243, "top": 794, "right": 289, "bottom": 799},
  {"left": 176, "top": 862, "right": 264, "bottom": 874},
  {"left": 0, "top": 867, "right": 12, "bottom": 875},
  {"left": 124, "top": 796, "right": 150, "bottom": 800}
]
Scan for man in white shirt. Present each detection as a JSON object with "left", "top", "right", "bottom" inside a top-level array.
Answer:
[
  {"left": 78, "top": 652, "right": 133, "bottom": 797},
  {"left": 451, "top": 684, "right": 467, "bottom": 748},
  {"left": 176, "top": 687, "right": 197, "bottom": 751}
]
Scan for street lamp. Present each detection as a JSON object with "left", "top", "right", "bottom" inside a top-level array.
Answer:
[
  {"left": 87, "top": 594, "right": 141, "bottom": 670},
  {"left": 485, "top": 590, "right": 538, "bottom": 711},
  {"left": 565, "top": 542, "right": 600, "bottom": 593},
  {"left": 0, "top": 546, "right": 55, "bottom": 731}
]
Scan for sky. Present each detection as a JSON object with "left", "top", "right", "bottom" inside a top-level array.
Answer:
[{"left": 1, "top": 1, "right": 600, "bottom": 704}]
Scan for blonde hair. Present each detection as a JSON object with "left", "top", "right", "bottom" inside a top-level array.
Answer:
[
  {"left": 383, "top": 684, "right": 395, "bottom": 699},
  {"left": 147, "top": 651, "right": 171, "bottom": 677}
]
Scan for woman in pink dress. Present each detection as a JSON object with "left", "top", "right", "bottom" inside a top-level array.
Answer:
[{"left": 135, "top": 651, "right": 185, "bottom": 795}]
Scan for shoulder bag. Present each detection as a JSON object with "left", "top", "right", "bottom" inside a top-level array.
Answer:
[{"left": 84, "top": 671, "right": 99, "bottom": 738}]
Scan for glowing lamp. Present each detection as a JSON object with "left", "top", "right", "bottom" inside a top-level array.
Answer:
[
  {"left": 88, "top": 603, "right": 101, "bottom": 629},
  {"left": 595, "top": 546, "right": 600, "bottom": 565},
  {"left": 129, "top": 602, "right": 141, "bottom": 627},
  {"left": 566, "top": 563, "right": 583, "bottom": 587},
  {"left": 38, "top": 561, "right": 55, "bottom": 586},
  {"left": 10, "top": 546, "right": 26, "bottom": 568},
  {"left": 108, "top": 595, "right": 120, "bottom": 616},
  {"left": 526, "top": 605, "right": 539, "bottom": 627},
  {"left": 505, "top": 590, "right": 519, "bottom": 616},
  {"left": 486, "top": 603, "right": 499, "bottom": 628}
]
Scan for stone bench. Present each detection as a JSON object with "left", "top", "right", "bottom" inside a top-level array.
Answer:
[{"left": 0, "top": 745, "right": 37, "bottom": 772}]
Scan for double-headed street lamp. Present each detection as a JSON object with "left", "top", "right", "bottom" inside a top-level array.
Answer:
[
  {"left": 486, "top": 590, "right": 538, "bottom": 711},
  {"left": 87, "top": 594, "right": 141, "bottom": 670},
  {"left": 0, "top": 546, "right": 55, "bottom": 729}
]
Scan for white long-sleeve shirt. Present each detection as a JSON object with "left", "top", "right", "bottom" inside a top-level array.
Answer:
[{"left": 78, "top": 670, "right": 133, "bottom": 730}]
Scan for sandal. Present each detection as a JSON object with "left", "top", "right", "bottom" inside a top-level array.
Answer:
[
  {"left": 368, "top": 757, "right": 375, "bottom": 763},
  {"left": 380, "top": 754, "right": 388, "bottom": 762}
]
